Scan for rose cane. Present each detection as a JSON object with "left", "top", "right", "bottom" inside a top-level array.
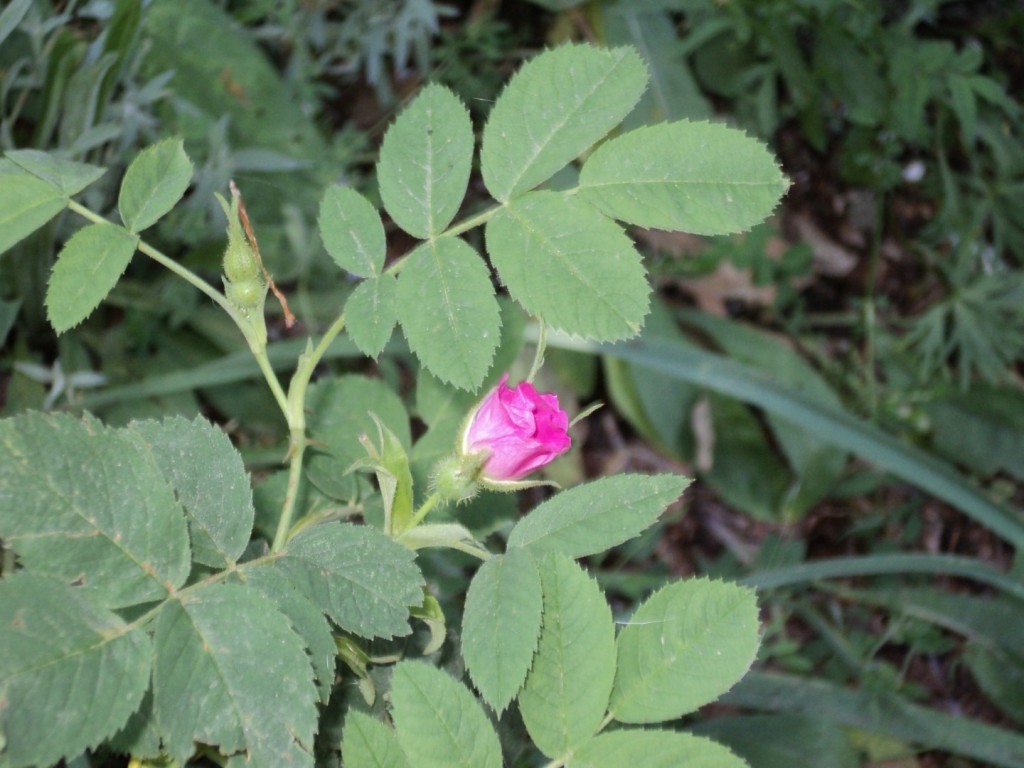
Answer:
[{"left": 432, "top": 374, "right": 571, "bottom": 504}]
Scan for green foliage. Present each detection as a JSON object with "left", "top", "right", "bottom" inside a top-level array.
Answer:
[
  {"left": 46, "top": 222, "right": 139, "bottom": 334},
  {"left": 507, "top": 473, "right": 690, "bottom": 557},
  {"left": 151, "top": 584, "right": 318, "bottom": 767},
  {"left": 377, "top": 83, "right": 474, "bottom": 240},
  {"left": 319, "top": 185, "right": 387, "bottom": 278},
  {"left": 610, "top": 578, "right": 761, "bottom": 723},
  {"left": 389, "top": 661, "right": 503, "bottom": 768},
  {"left": 0, "top": 412, "right": 191, "bottom": 608},
  {"left": 117, "top": 137, "right": 193, "bottom": 234},
  {"left": 519, "top": 554, "right": 616, "bottom": 757},
  {"left": 341, "top": 710, "right": 409, "bottom": 768},
  {"left": 0, "top": 573, "right": 151, "bottom": 768},
  {"left": 485, "top": 191, "right": 650, "bottom": 341},
  {"left": 462, "top": 549, "right": 543, "bottom": 713},
  {"left": 394, "top": 236, "right": 501, "bottom": 390},
  {"left": 570, "top": 730, "right": 750, "bottom": 768},
  {"left": 480, "top": 44, "right": 646, "bottom": 202},
  {"left": 578, "top": 120, "right": 787, "bottom": 235},
  {"left": 0, "top": 162, "right": 67, "bottom": 256}
]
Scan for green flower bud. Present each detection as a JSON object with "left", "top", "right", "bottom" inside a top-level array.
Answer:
[
  {"left": 430, "top": 453, "right": 483, "bottom": 504},
  {"left": 223, "top": 238, "right": 261, "bottom": 283},
  {"left": 225, "top": 277, "right": 264, "bottom": 309}
]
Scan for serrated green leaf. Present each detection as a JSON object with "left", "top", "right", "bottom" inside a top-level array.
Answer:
[
  {"left": 118, "top": 137, "right": 192, "bottom": 233},
  {"left": 462, "top": 549, "right": 543, "bottom": 713},
  {"left": 6, "top": 149, "right": 106, "bottom": 196},
  {"left": 507, "top": 473, "right": 689, "bottom": 558},
  {"left": 237, "top": 565, "right": 337, "bottom": 704},
  {"left": 305, "top": 374, "right": 410, "bottom": 499},
  {"left": 481, "top": 44, "right": 648, "bottom": 201},
  {"left": 152, "top": 583, "right": 317, "bottom": 767},
  {"left": 0, "top": 162, "right": 67, "bottom": 256},
  {"left": 610, "top": 578, "right": 760, "bottom": 723},
  {"left": 391, "top": 661, "right": 502, "bottom": 768},
  {"left": 124, "top": 416, "right": 254, "bottom": 568},
  {"left": 578, "top": 120, "right": 788, "bottom": 235},
  {"left": 318, "top": 185, "right": 386, "bottom": 278},
  {"left": 0, "top": 573, "right": 151, "bottom": 768},
  {"left": 274, "top": 522, "right": 424, "bottom": 639},
  {"left": 569, "top": 729, "right": 749, "bottom": 768},
  {"left": 0, "top": 412, "right": 191, "bottom": 608},
  {"left": 377, "top": 83, "right": 474, "bottom": 239},
  {"left": 46, "top": 221, "right": 139, "bottom": 334},
  {"left": 396, "top": 236, "right": 500, "bottom": 390},
  {"left": 486, "top": 191, "right": 650, "bottom": 341},
  {"left": 346, "top": 275, "right": 398, "bottom": 358},
  {"left": 341, "top": 711, "right": 410, "bottom": 768},
  {"left": 519, "top": 554, "right": 616, "bottom": 759}
]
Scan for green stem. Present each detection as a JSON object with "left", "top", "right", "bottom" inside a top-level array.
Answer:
[
  {"left": 407, "top": 491, "right": 444, "bottom": 530},
  {"left": 526, "top": 318, "right": 548, "bottom": 384},
  {"left": 440, "top": 203, "right": 502, "bottom": 239},
  {"left": 271, "top": 427, "right": 307, "bottom": 552},
  {"left": 269, "top": 311, "right": 347, "bottom": 552}
]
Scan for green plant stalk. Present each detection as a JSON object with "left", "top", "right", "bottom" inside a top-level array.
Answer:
[
  {"left": 862, "top": 192, "right": 886, "bottom": 419},
  {"left": 440, "top": 202, "right": 500, "bottom": 238},
  {"left": 526, "top": 317, "right": 548, "bottom": 384},
  {"left": 406, "top": 490, "right": 444, "bottom": 530},
  {"left": 270, "top": 311, "right": 348, "bottom": 552}
]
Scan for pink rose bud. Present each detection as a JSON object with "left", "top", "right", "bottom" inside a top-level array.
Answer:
[{"left": 462, "top": 374, "right": 572, "bottom": 482}]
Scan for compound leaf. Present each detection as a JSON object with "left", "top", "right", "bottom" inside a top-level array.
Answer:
[
  {"left": 0, "top": 161, "right": 66, "bottom": 256},
  {"left": 0, "top": 412, "right": 191, "bottom": 608},
  {"left": 274, "top": 522, "right": 424, "bottom": 639},
  {"left": 486, "top": 191, "right": 649, "bottom": 341},
  {"left": 578, "top": 120, "right": 788, "bottom": 235},
  {"left": 377, "top": 83, "right": 474, "bottom": 239},
  {"left": 481, "top": 44, "right": 647, "bottom": 202},
  {"left": 118, "top": 137, "right": 192, "bottom": 233},
  {"left": 396, "top": 236, "right": 500, "bottom": 390},
  {"left": 569, "top": 729, "right": 749, "bottom": 768},
  {"left": 346, "top": 275, "right": 398, "bottom": 358},
  {"left": 610, "top": 578, "right": 760, "bottom": 723},
  {"left": 152, "top": 583, "right": 317, "bottom": 767},
  {"left": 341, "top": 711, "right": 410, "bottom": 768},
  {"left": 391, "top": 661, "right": 502, "bottom": 768},
  {"left": 318, "top": 184, "right": 386, "bottom": 278},
  {"left": 46, "top": 221, "right": 139, "bottom": 333},
  {"left": 0, "top": 573, "right": 151, "bottom": 768},
  {"left": 462, "top": 549, "right": 543, "bottom": 713},
  {"left": 519, "top": 554, "right": 616, "bottom": 759},
  {"left": 125, "top": 415, "right": 254, "bottom": 569},
  {"left": 507, "top": 473, "right": 689, "bottom": 558}
]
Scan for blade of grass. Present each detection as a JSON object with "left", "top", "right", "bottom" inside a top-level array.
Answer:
[
  {"left": 77, "top": 335, "right": 379, "bottom": 409},
  {"left": 542, "top": 330, "right": 1024, "bottom": 550},
  {"left": 721, "top": 671, "right": 1024, "bottom": 768},
  {"left": 740, "top": 553, "right": 1024, "bottom": 601}
]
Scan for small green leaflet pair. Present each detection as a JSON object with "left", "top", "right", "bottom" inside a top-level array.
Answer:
[
  {"left": 323, "top": 42, "right": 786, "bottom": 390},
  {"left": 0, "top": 412, "right": 425, "bottom": 768}
]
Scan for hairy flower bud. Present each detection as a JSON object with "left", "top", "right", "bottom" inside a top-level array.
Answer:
[{"left": 461, "top": 374, "right": 571, "bottom": 484}]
